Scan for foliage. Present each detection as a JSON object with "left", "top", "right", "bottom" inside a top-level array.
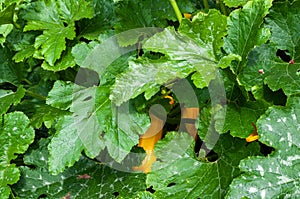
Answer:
[{"left": 0, "top": 0, "right": 299, "bottom": 198}]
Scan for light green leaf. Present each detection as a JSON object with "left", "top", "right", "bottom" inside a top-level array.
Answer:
[
  {"left": 48, "top": 115, "right": 85, "bottom": 174},
  {"left": 22, "top": 0, "right": 93, "bottom": 69},
  {"left": 0, "top": 112, "right": 35, "bottom": 199},
  {"left": 46, "top": 80, "right": 74, "bottom": 110},
  {"left": 265, "top": 0, "right": 300, "bottom": 60},
  {"left": 111, "top": 25, "right": 224, "bottom": 105},
  {"left": 13, "top": 138, "right": 147, "bottom": 199},
  {"left": 224, "top": 0, "right": 272, "bottom": 74},
  {"left": 103, "top": 101, "right": 150, "bottom": 163},
  {"left": 147, "top": 132, "right": 261, "bottom": 198},
  {"left": 0, "top": 86, "right": 25, "bottom": 115},
  {"left": 48, "top": 86, "right": 105, "bottom": 174},
  {"left": 223, "top": 0, "right": 250, "bottom": 7},
  {"left": 110, "top": 59, "right": 195, "bottom": 106},
  {"left": 179, "top": 9, "right": 227, "bottom": 58},
  {"left": 226, "top": 95, "right": 300, "bottom": 198}
]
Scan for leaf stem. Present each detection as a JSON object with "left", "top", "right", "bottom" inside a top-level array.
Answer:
[
  {"left": 25, "top": 90, "right": 47, "bottom": 101},
  {"left": 169, "top": 0, "right": 182, "bottom": 23},
  {"left": 219, "top": 0, "right": 228, "bottom": 16},
  {"left": 204, "top": 0, "right": 209, "bottom": 10}
]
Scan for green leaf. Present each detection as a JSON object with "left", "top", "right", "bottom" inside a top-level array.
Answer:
[
  {"left": 238, "top": 44, "right": 300, "bottom": 96},
  {"left": 179, "top": 9, "right": 227, "bottom": 58},
  {"left": 265, "top": 0, "right": 300, "bottom": 60},
  {"left": 22, "top": 0, "right": 93, "bottom": 68},
  {"left": 111, "top": 25, "right": 225, "bottom": 105},
  {"left": 114, "top": 0, "right": 196, "bottom": 46},
  {"left": 46, "top": 80, "right": 74, "bottom": 110},
  {"left": 0, "top": 24, "right": 13, "bottom": 45},
  {"left": 0, "top": 3, "right": 15, "bottom": 25},
  {"left": 223, "top": 0, "right": 272, "bottom": 74},
  {"left": 102, "top": 99, "right": 150, "bottom": 163},
  {"left": 48, "top": 86, "right": 105, "bottom": 174},
  {"left": 0, "top": 112, "right": 35, "bottom": 199},
  {"left": 77, "top": 0, "right": 116, "bottom": 40},
  {"left": 110, "top": 59, "right": 195, "bottom": 106},
  {"left": 48, "top": 115, "right": 86, "bottom": 174},
  {"left": 221, "top": 101, "right": 269, "bottom": 138},
  {"left": 13, "top": 138, "right": 147, "bottom": 199},
  {"left": 0, "top": 86, "right": 25, "bottom": 115},
  {"left": 223, "top": 0, "right": 250, "bottom": 7},
  {"left": 226, "top": 95, "right": 300, "bottom": 198},
  {"left": 147, "top": 132, "right": 261, "bottom": 198},
  {"left": 30, "top": 104, "right": 70, "bottom": 129},
  {"left": 0, "top": 47, "right": 26, "bottom": 85}
]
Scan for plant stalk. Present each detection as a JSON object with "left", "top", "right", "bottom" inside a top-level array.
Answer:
[
  {"left": 169, "top": 0, "right": 182, "bottom": 23},
  {"left": 203, "top": 0, "right": 209, "bottom": 10},
  {"left": 25, "top": 90, "right": 47, "bottom": 101}
]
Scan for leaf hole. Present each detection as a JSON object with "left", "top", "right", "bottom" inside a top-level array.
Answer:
[
  {"left": 38, "top": 194, "right": 48, "bottom": 198},
  {"left": 83, "top": 96, "right": 92, "bottom": 101},
  {"left": 113, "top": 191, "right": 119, "bottom": 197},
  {"left": 167, "top": 182, "right": 176, "bottom": 187},
  {"left": 206, "top": 150, "right": 219, "bottom": 162},
  {"left": 146, "top": 186, "right": 155, "bottom": 193},
  {"left": 276, "top": 49, "right": 291, "bottom": 62}
]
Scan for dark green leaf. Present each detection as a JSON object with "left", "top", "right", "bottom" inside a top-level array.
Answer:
[
  {"left": 0, "top": 86, "right": 25, "bottom": 115},
  {"left": 226, "top": 95, "right": 300, "bottom": 198},
  {"left": 239, "top": 44, "right": 300, "bottom": 96},
  {"left": 13, "top": 138, "right": 147, "bottom": 199},
  {"left": 147, "top": 132, "right": 261, "bottom": 198},
  {"left": 265, "top": 0, "right": 300, "bottom": 60},
  {"left": 223, "top": 0, "right": 272, "bottom": 74}
]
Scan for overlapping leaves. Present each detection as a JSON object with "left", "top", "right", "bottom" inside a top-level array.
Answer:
[
  {"left": 13, "top": 138, "right": 147, "bottom": 198},
  {"left": 227, "top": 95, "right": 300, "bottom": 198},
  {"left": 111, "top": 10, "right": 229, "bottom": 106},
  {"left": 147, "top": 132, "right": 261, "bottom": 198},
  {"left": 21, "top": 0, "right": 94, "bottom": 70}
]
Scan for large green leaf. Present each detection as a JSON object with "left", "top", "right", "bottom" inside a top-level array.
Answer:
[
  {"left": 110, "top": 58, "right": 195, "bottom": 106},
  {"left": 223, "top": 0, "right": 272, "bottom": 74},
  {"left": 46, "top": 80, "right": 74, "bottom": 110},
  {"left": 111, "top": 22, "right": 227, "bottom": 105},
  {"left": 0, "top": 86, "right": 25, "bottom": 115},
  {"left": 146, "top": 132, "right": 261, "bottom": 198},
  {"left": 13, "top": 138, "right": 147, "bottom": 199},
  {"left": 239, "top": 44, "right": 300, "bottom": 96},
  {"left": 221, "top": 101, "right": 269, "bottom": 138},
  {"left": 114, "top": 0, "right": 196, "bottom": 46},
  {"left": 48, "top": 83, "right": 149, "bottom": 173},
  {"left": 22, "top": 0, "right": 93, "bottom": 70},
  {"left": 265, "top": 0, "right": 300, "bottom": 60},
  {"left": 0, "top": 112, "right": 35, "bottom": 199},
  {"left": 179, "top": 9, "right": 227, "bottom": 58},
  {"left": 48, "top": 85, "right": 105, "bottom": 174},
  {"left": 226, "top": 95, "right": 300, "bottom": 198}
]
